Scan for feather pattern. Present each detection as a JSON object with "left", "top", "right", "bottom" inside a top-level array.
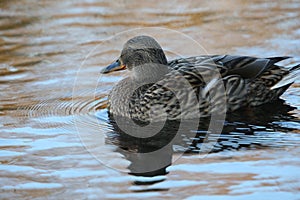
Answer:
[{"left": 103, "top": 36, "right": 300, "bottom": 122}]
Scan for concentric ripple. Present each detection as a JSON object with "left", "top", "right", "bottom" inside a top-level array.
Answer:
[{"left": 22, "top": 89, "right": 108, "bottom": 130}]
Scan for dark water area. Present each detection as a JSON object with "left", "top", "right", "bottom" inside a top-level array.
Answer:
[{"left": 1, "top": 0, "right": 300, "bottom": 199}]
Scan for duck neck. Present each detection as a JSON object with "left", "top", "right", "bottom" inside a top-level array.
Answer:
[{"left": 131, "top": 63, "right": 170, "bottom": 84}]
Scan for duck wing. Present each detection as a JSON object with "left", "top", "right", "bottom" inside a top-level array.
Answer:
[
  {"left": 169, "top": 55, "right": 296, "bottom": 88},
  {"left": 208, "top": 55, "right": 290, "bottom": 79},
  {"left": 169, "top": 55, "right": 290, "bottom": 79}
]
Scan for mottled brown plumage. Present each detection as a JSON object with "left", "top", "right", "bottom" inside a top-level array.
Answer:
[{"left": 102, "top": 36, "right": 300, "bottom": 122}]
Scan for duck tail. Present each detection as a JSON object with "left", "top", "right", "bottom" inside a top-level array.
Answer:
[
  {"left": 270, "top": 63, "right": 300, "bottom": 90},
  {"left": 267, "top": 56, "right": 291, "bottom": 66},
  {"left": 289, "top": 63, "right": 300, "bottom": 71}
]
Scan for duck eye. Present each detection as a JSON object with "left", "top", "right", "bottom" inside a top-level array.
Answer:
[{"left": 118, "top": 59, "right": 123, "bottom": 65}]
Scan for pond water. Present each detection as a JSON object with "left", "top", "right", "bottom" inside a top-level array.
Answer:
[{"left": 1, "top": 0, "right": 300, "bottom": 199}]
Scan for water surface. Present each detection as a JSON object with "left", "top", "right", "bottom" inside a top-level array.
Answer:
[{"left": 1, "top": 0, "right": 300, "bottom": 199}]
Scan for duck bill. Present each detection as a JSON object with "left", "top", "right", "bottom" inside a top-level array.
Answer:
[{"left": 101, "top": 60, "right": 126, "bottom": 74}]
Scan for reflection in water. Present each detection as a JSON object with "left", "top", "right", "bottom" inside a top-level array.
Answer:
[
  {"left": 106, "top": 116, "right": 179, "bottom": 177},
  {"left": 103, "top": 99, "right": 299, "bottom": 180}
]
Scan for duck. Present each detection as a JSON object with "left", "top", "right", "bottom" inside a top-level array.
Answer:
[{"left": 101, "top": 35, "right": 300, "bottom": 122}]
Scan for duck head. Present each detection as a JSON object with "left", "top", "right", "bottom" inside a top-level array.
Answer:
[{"left": 101, "top": 36, "right": 169, "bottom": 81}]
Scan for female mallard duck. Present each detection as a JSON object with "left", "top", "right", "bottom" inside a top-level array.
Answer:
[{"left": 101, "top": 35, "right": 299, "bottom": 122}]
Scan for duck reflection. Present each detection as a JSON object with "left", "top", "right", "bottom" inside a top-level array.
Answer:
[
  {"left": 223, "top": 99, "right": 298, "bottom": 134},
  {"left": 106, "top": 115, "right": 202, "bottom": 177},
  {"left": 104, "top": 99, "right": 298, "bottom": 177}
]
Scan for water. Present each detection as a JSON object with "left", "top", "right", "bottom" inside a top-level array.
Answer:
[{"left": 1, "top": 0, "right": 300, "bottom": 199}]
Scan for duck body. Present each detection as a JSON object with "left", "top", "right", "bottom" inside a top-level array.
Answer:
[{"left": 102, "top": 36, "right": 300, "bottom": 122}]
